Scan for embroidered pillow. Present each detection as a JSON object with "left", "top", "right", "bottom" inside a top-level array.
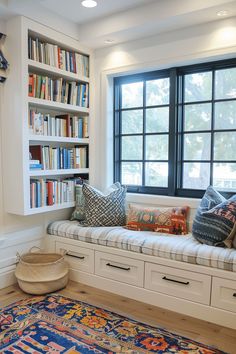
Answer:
[
  {"left": 126, "top": 204, "right": 189, "bottom": 235},
  {"left": 81, "top": 182, "right": 126, "bottom": 227},
  {"left": 191, "top": 186, "right": 234, "bottom": 247},
  {"left": 195, "top": 195, "right": 236, "bottom": 248}
]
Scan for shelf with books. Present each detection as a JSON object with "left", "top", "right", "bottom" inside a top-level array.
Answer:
[
  {"left": 29, "top": 168, "right": 89, "bottom": 177},
  {"left": 28, "top": 33, "right": 89, "bottom": 78},
  {"left": 29, "top": 135, "right": 89, "bottom": 144},
  {"left": 28, "top": 97, "right": 89, "bottom": 114},
  {"left": 2, "top": 17, "right": 92, "bottom": 215},
  {"left": 28, "top": 59, "right": 89, "bottom": 84},
  {"left": 27, "top": 202, "right": 75, "bottom": 215}
]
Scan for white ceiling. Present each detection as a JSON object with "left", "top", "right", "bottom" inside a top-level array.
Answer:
[
  {"left": 40, "top": 0, "right": 155, "bottom": 25},
  {"left": 0, "top": 0, "right": 236, "bottom": 48}
]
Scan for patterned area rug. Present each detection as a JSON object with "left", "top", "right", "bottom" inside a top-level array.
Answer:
[{"left": 0, "top": 294, "right": 225, "bottom": 353}]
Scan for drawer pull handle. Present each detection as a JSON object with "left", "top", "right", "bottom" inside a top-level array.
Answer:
[
  {"left": 233, "top": 293, "right": 236, "bottom": 298},
  {"left": 66, "top": 252, "right": 85, "bottom": 260},
  {"left": 162, "top": 276, "right": 190, "bottom": 286},
  {"left": 106, "top": 263, "right": 130, "bottom": 271}
]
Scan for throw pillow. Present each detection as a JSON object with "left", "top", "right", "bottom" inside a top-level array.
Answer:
[
  {"left": 71, "top": 184, "right": 85, "bottom": 221},
  {"left": 81, "top": 182, "right": 127, "bottom": 227},
  {"left": 199, "top": 195, "right": 236, "bottom": 247},
  {"left": 192, "top": 186, "right": 235, "bottom": 247},
  {"left": 126, "top": 204, "right": 189, "bottom": 234},
  {"left": 71, "top": 182, "right": 121, "bottom": 222}
]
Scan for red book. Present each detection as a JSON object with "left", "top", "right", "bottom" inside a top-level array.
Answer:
[
  {"left": 57, "top": 47, "right": 61, "bottom": 69},
  {"left": 29, "top": 145, "right": 42, "bottom": 162},
  {"left": 28, "top": 74, "right": 34, "bottom": 97},
  {"left": 47, "top": 180, "right": 54, "bottom": 206}
]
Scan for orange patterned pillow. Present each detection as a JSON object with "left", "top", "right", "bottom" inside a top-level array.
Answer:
[{"left": 126, "top": 204, "right": 189, "bottom": 235}]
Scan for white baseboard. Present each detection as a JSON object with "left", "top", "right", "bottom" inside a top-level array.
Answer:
[
  {"left": 70, "top": 269, "right": 236, "bottom": 330},
  {"left": 0, "top": 265, "right": 16, "bottom": 289}
]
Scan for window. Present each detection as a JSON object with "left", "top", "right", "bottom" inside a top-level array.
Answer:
[{"left": 114, "top": 59, "right": 236, "bottom": 198}]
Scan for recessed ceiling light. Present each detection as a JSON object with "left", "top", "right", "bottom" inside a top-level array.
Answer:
[
  {"left": 81, "top": 0, "right": 97, "bottom": 8},
  {"left": 105, "top": 39, "right": 114, "bottom": 44},
  {"left": 217, "top": 10, "right": 228, "bottom": 17}
]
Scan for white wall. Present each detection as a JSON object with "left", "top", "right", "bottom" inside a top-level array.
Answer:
[{"left": 92, "top": 17, "right": 236, "bottom": 197}]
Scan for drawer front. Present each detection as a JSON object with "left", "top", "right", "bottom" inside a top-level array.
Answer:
[
  {"left": 145, "top": 262, "right": 211, "bottom": 305},
  {"left": 95, "top": 251, "right": 144, "bottom": 287},
  {"left": 211, "top": 277, "right": 236, "bottom": 313},
  {"left": 56, "top": 241, "right": 94, "bottom": 274}
]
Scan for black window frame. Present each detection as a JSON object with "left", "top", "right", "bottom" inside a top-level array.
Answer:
[{"left": 114, "top": 58, "right": 236, "bottom": 198}]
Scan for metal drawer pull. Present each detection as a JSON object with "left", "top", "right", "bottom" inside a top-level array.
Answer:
[
  {"left": 106, "top": 263, "right": 130, "bottom": 271},
  {"left": 66, "top": 252, "right": 85, "bottom": 260},
  {"left": 162, "top": 276, "right": 190, "bottom": 285},
  {"left": 233, "top": 293, "right": 236, "bottom": 297}
]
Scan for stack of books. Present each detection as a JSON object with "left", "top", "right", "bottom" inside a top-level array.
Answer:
[
  {"left": 28, "top": 74, "right": 89, "bottom": 108},
  {"left": 29, "top": 159, "right": 42, "bottom": 170},
  {"left": 28, "top": 36, "right": 89, "bottom": 77},
  {"left": 30, "top": 177, "right": 76, "bottom": 208},
  {"left": 29, "top": 145, "right": 88, "bottom": 170},
  {"left": 29, "top": 110, "right": 88, "bottom": 138}
]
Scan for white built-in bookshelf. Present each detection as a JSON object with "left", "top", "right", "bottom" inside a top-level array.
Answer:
[{"left": 2, "top": 17, "right": 93, "bottom": 215}]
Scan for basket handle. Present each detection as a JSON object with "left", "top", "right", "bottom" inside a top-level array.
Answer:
[{"left": 29, "top": 246, "right": 43, "bottom": 253}]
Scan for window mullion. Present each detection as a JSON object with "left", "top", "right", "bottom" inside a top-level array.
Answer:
[
  {"left": 210, "top": 69, "right": 215, "bottom": 186},
  {"left": 168, "top": 68, "right": 178, "bottom": 196},
  {"left": 143, "top": 81, "right": 146, "bottom": 187}
]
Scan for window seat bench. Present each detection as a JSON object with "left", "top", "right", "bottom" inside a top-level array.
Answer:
[{"left": 47, "top": 220, "right": 236, "bottom": 329}]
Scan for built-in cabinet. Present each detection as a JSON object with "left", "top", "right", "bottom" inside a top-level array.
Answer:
[{"left": 2, "top": 16, "right": 92, "bottom": 215}]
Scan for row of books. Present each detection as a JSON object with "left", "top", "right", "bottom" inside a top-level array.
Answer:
[
  {"left": 30, "top": 178, "right": 76, "bottom": 208},
  {"left": 29, "top": 110, "right": 89, "bottom": 138},
  {"left": 28, "top": 74, "right": 89, "bottom": 108},
  {"left": 28, "top": 36, "right": 89, "bottom": 77},
  {"left": 29, "top": 145, "right": 88, "bottom": 170}
]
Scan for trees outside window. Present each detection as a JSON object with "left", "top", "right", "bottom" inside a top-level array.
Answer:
[{"left": 114, "top": 59, "right": 236, "bottom": 198}]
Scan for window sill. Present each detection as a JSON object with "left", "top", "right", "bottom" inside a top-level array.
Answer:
[{"left": 126, "top": 193, "right": 201, "bottom": 209}]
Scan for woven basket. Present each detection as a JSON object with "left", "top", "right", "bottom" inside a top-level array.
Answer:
[{"left": 15, "top": 247, "right": 69, "bottom": 295}]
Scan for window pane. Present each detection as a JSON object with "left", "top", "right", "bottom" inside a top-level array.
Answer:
[
  {"left": 214, "top": 132, "right": 236, "bottom": 161},
  {"left": 215, "top": 68, "right": 236, "bottom": 99},
  {"left": 146, "top": 78, "right": 169, "bottom": 106},
  {"left": 184, "top": 133, "right": 211, "bottom": 160},
  {"left": 215, "top": 101, "right": 236, "bottom": 130},
  {"left": 213, "top": 163, "right": 236, "bottom": 191},
  {"left": 122, "top": 82, "right": 143, "bottom": 108},
  {"left": 184, "top": 72, "right": 212, "bottom": 102},
  {"left": 122, "top": 110, "right": 143, "bottom": 134},
  {"left": 146, "top": 135, "right": 168, "bottom": 160},
  {"left": 122, "top": 136, "right": 142, "bottom": 160},
  {"left": 145, "top": 162, "right": 168, "bottom": 187},
  {"left": 184, "top": 103, "right": 211, "bottom": 131},
  {"left": 146, "top": 107, "right": 169, "bottom": 133},
  {"left": 121, "top": 162, "right": 142, "bottom": 185},
  {"left": 183, "top": 163, "right": 210, "bottom": 189}
]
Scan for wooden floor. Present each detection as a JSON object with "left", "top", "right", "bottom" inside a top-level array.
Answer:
[{"left": 0, "top": 281, "right": 236, "bottom": 353}]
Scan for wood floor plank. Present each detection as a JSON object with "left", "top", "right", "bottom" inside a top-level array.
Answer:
[{"left": 0, "top": 281, "right": 235, "bottom": 353}]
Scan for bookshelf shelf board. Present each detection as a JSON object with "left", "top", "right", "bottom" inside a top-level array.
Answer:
[
  {"left": 27, "top": 202, "right": 75, "bottom": 215},
  {"left": 28, "top": 59, "right": 90, "bottom": 83},
  {"left": 29, "top": 135, "right": 89, "bottom": 144},
  {"left": 28, "top": 97, "right": 89, "bottom": 114},
  {"left": 29, "top": 168, "right": 89, "bottom": 176}
]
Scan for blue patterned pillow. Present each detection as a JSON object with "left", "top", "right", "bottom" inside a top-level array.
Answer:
[
  {"left": 81, "top": 182, "right": 127, "bottom": 227},
  {"left": 192, "top": 186, "right": 236, "bottom": 247}
]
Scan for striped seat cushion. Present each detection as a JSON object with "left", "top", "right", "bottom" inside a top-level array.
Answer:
[{"left": 48, "top": 220, "right": 236, "bottom": 272}]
